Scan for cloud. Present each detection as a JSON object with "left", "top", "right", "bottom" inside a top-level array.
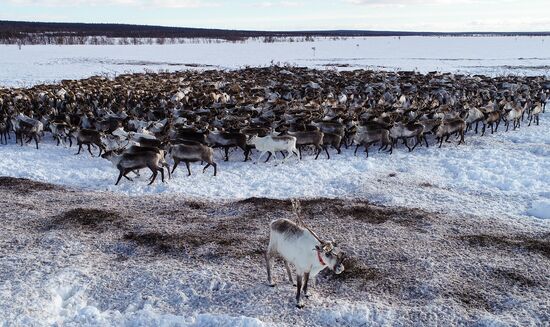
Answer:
[
  {"left": 343, "top": 0, "right": 516, "bottom": 5},
  {"left": 247, "top": 1, "right": 304, "bottom": 8},
  {"left": 4, "top": 0, "right": 220, "bottom": 8}
]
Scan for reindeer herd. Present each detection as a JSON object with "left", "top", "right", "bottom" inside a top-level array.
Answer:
[{"left": 0, "top": 67, "right": 548, "bottom": 185}]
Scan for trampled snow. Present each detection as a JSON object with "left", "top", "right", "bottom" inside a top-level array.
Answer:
[
  {"left": 1, "top": 36, "right": 550, "bottom": 87},
  {"left": 0, "top": 111, "right": 548, "bottom": 221}
]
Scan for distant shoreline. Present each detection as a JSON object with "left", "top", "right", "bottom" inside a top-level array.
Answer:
[{"left": 1, "top": 20, "right": 549, "bottom": 46}]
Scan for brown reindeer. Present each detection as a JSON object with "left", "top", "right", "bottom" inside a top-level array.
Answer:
[
  {"left": 436, "top": 118, "right": 466, "bottom": 147},
  {"left": 75, "top": 129, "right": 106, "bottom": 156}
]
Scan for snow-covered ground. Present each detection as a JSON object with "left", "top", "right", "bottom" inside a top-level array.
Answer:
[
  {"left": 1, "top": 187, "right": 548, "bottom": 326},
  {"left": 1, "top": 36, "right": 550, "bottom": 326},
  {"left": 1, "top": 36, "right": 550, "bottom": 87},
  {"left": 0, "top": 112, "right": 548, "bottom": 221}
]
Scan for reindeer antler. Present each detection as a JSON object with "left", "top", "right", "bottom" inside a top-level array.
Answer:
[{"left": 291, "top": 198, "right": 325, "bottom": 245}]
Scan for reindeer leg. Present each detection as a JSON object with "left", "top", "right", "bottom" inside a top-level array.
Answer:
[
  {"left": 303, "top": 272, "right": 310, "bottom": 298},
  {"left": 284, "top": 261, "right": 294, "bottom": 285},
  {"left": 159, "top": 166, "right": 165, "bottom": 183},
  {"left": 34, "top": 135, "right": 39, "bottom": 149},
  {"left": 224, "top": 146, "right": 229, "bottom": 162},
  {"left": 171, "top": 159, "right": 180, "bottom": 174},
  {"left": 459, "top": 131, "right": 465, "bottom": 145},
  {"left": 265, "top": 251, "right": 275, "bottom": 287},
  {"left": 475, "top": 121, "right": 479, "bottom": 134},
  {"left": 314, "top": 146, "right": 321, "bottom": 160},
  {"left": 411, "top": 137, "right": 420, "bottom": 151},
  {"left": 115, "top": 169, "right": 125, "bottom": 185},
  {"left": 255, "top": 151, "right": 265, "bottom": 164},
  {"left": 164, "top": 163, "right": 171, "bottom": 179},
  {"left": 87, "top": 144, "right": 94, "bottom": 156},
  {"left": 147, "top": 165, "right": 158, "bottom": 185},
  {"left": 264, "top": 152, "right": 272, "bottom": 163},
  {"left": 296, "top": 274, "right": 304, "bottom": 308},
  {"left": 185, "top": 161, "right": 191, "bottom": 176},
  {"left": 354, "top": 144, "right": 360, "bottom": 155},
  {"left": 324, "top": 146, "right": 330, "bottom": 159}
]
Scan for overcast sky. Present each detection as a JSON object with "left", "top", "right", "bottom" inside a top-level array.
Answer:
[{"left": 1, "top": 0, "right": 549, "bottom": 32}]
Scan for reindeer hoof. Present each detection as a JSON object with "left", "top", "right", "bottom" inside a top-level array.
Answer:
[
  {"left": 296, "top": 304, "right": 304, "bottom": 309},
  {"left": 268, "top": 283, "right": 276, "bottom": 287}
]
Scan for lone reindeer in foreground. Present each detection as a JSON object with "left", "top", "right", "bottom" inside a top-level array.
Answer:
[{"left": 265, "top": 205, "right": 345, "bottom": 308}]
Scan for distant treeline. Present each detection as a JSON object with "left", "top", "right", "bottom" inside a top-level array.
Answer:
[{"left": 1, "top": 20, "right": 549, "bottom": 45}]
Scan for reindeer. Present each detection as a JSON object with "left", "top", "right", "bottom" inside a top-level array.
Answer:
[
  {"left": 207, "top": 131, "right": 249, "bottom": 161},
  {"left": 75, "top": 129, "right": 106, "bottom": 156},
  {"left": 286, "top": 130, "right": 325, "bottom": 160},
  {"left": 11, "top": 116, "right": 42, "bottom": 149},
  {"left": 0, "top": 116, "right": 8, "bottom": 145},
  {"left": 49, "top": 121, "right": 73, "bottom": 147},
  {"left": 528, "top": 102, "right": 543, "bottom": 126},
  {"left": 169, "top": 143, "right": 217, "bottom": 176},
  {"left": 321, "top": 132, "right": 342, "bottom": 159},
  {"left": 503, "top": 101, "right": 525, "bottom": 131},
  {"left": 265, "top": 218, "right": 345, "bottom": 308},
  {"left": 124, "top": 145, "right": 171, "bottom": 180},
  {"left": 436, "top": 118, "right": 466, "bottom": 147},
  {"left": 390, "top": 121, "right": 425, "bottom": 151},
  {"left": 462, "top": 105, "right": 485, "bottom": 134},
  {"left": 101, "top": 150, "right": 165, "bottom": 185},
  {"left": 481, "top": 111, "right": 501, "bottom": 136},
  {"left": 248, "top": 134, "right": 299, "bottom": 164},
  {"left": 353, "top": 127, "right": 393, "bottom": 157},
  {"left": 416, "top": 119, "right": 441, "bottom": 147}
]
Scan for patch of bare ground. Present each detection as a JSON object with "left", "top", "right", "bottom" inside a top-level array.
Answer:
[
  {"left": 124, "top": 216, "right": 268, "bottom": 260},
  {"left": 0, "top": 176, "right": 61, "bottom": 193},
  {"left": 326, "top": 201, "right": 432, "bottom": 228},
  {"left": 48, "top": 208, "right": 126, "bottom": 232},
  {"left": 459, "top": 233, "right": 550, "bottom": 258}
]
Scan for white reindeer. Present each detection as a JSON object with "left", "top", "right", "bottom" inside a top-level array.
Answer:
[
  {"left": 265, "top": 218, "right": 345, "bottom": 308},
  {"left": 248, "top": 134, "right": 299, "bottom": 164}
]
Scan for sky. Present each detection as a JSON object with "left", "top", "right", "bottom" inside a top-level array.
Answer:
[{"left": 0, "top": 0, "right": 549, "bottom": 32}]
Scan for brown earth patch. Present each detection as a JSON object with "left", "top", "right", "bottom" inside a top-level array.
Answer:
[{"left": 0, "top": 176, "right": 61, "bottom": 193}]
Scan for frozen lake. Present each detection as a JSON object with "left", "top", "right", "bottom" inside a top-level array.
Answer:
[{"left": 1, "top": 36, "right": 550, "bottom": 87}]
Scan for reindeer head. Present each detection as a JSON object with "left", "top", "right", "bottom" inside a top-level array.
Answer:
[{"left": 316, "top": 241, "right": 345, "bottom": 274}]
